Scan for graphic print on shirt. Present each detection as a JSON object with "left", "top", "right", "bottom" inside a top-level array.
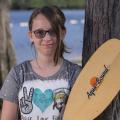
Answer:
[
  {"left": 20, "top": 87, "right": 69, "bottom": 114},
  {"left": 20, "top": 87, "right": 34, "bottom": 114},
  {"left": 32, "top": 88, "right": 54, "bottom": 113},
  {"left": 19, "top": 79, "right": 70, "bottom": 119},
  {"left": 53, "top": 88, "right": 69, "bottom": 112}
]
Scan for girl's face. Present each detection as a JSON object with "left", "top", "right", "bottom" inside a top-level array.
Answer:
[{"left": 28, "top": 14, "right": 57, "bottom": 57}]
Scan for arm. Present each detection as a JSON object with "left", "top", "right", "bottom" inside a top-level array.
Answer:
[
  {"left": 0, "top": 67, "right": 20, "bottom": 120},
  {"left": 1, "top": 100, "right": 18, "bottom": 120}
]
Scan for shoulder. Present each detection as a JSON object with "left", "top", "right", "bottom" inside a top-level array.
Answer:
[
  {"left": 63, "top": 59, "right": 82, "bottom": 88},
  {"left": 63, "top": 59, "right": 82, "bottom": 72},
  {"left": 13, "top": 60, "right": 30, "bottom": 73},
  {"left": 8, "top": 60, "right": 31, "bottom": 81},
  {"left": 7, "top": 60, "right": 32, "bottom": 84}
]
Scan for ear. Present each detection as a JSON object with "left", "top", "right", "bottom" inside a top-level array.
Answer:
[{"left": 28, "top": 31, "right": 33, "bottom": 43}]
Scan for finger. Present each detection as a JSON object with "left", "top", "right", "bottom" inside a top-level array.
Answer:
[
  {"left": 29, "top": 87, "right": 34, "bottom": 101},
  {"left": 20, "top": 97, "right": 25, "bottom": 107},
  {"left": 20, "top": 98, "right": 23, "bottom": 107},
  {"left": 23, "top": 87, "right": 28, "bottom": 100}
]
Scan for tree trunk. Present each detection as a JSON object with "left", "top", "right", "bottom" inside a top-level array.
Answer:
[
  {"left": 82, "top": 0, "right": 120, "bottom": 67},
  {"left": 0, "top": 0, "right": 16, "bottom": 87},
  {"left": 82, "top": 0, "right": 120, "bottom": 119}
]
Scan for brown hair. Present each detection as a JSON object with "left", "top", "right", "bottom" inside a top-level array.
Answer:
[{"left": 28, "top": 5, "right": 68, "bottom": 65}]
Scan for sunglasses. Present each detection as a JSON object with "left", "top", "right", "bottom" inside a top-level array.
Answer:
[{"left": 32, "top": 29, "right": 56, "bottom": 39}]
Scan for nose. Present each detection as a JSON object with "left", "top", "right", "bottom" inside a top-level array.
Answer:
[{"left": 43, "top": 32, "right": 52, "bottom": 41}]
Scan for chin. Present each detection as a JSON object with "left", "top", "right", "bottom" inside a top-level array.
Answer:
[{"left": 43, "top": 51, "right": 55, "bottom": 56}]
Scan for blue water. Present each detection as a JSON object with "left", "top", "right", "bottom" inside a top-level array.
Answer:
[{"left": 10, "top": 10, "right": 85, "bottom": 64}]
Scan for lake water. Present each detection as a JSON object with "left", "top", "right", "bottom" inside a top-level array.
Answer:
[{"left": 10, "top": 9, "right": 85, "bottom": 64}]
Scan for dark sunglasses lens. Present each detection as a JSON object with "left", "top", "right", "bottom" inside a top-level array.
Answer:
[
  {"left": 48, "top": 30, "right": 56, "bottom": 37},
  {"left": 34, "top": 30, "right": 46, "bottom": 39},
  {"left": 33, "top": 29, "right": 56, "bottom": 39}
]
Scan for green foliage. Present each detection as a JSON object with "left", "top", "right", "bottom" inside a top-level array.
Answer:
[
  {"left": 12, "top": 0, "right": 32, "bottom": 9},
  {"left": 11, "top": 0, "right": 85, "bottom": 9},
  {"left": 30, "top": 0, "right": 46, "bottom": 8}
]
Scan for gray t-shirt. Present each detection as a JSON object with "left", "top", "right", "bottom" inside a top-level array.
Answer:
[{"left": 0, "top": 59, "right": 81, "bottom": 120}]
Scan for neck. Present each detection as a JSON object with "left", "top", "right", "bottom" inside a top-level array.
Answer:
[
  {"left": 31, "top": 56, "right": 63, "bottom": 78},
  {"left": 36, "top": 57, "right": 55, "bottom": 67}
]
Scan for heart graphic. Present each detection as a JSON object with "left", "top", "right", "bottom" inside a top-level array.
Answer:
[{"left": 32, "top": 88, "right": 53, "bottom": 112}]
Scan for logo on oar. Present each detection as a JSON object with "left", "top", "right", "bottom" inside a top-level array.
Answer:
[{"left": 87, "top": 65, "right": 110, "bottom": 99}]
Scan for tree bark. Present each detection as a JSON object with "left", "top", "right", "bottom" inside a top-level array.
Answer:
[
  {"left": 82, "top": 0, "right": 120, "bottom": 67},
  {"left": 0, "top": 0, "right": 16, "bottom": 88},
  {"left": 82, "top": 0, "right": 120, "bottom": 119}
]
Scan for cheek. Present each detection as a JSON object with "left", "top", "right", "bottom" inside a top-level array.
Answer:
[
  {"left": 54, "top": 38, "right": 57, "bottom": 44},
  {"left": 54, "top": 36, "right": 58, "bottom": 42},
  {"left": 54, "top": 39, "right": 58, "bottom": 48},
  {"left": 33, "top": 40, "right": 42, "bottom": 49},
  {"left": 33, "top": 37, "right": 41, "bottom": 43}
]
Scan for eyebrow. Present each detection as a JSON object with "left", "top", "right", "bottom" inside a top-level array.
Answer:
[{"left": 32, "top": 28, "right": 53, "bottom": 32}]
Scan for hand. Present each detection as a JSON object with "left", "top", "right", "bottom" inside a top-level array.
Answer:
[{"left": 20, "top": 87, "right": 34, "bottom": 114}]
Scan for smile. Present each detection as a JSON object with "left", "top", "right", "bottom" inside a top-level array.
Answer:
[{"left": 42, "top": 43, "right": 56, "bottom": 47}]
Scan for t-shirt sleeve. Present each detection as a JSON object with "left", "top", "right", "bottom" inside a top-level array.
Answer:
[
  {"left": 69, "top": 65, "right": 82, "bottom": 89},
  {"left": 0, "top": 66, "right": 19, "bottom": 104}
]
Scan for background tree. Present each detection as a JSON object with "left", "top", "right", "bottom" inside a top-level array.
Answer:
[
  {"left": 82, "top": 0, "right": 120, "bottom": 119},
  {"left": 82, "top": 0, "right": 120, "bottom": 67},
  {"left": 0, "top": 0, "right": 16, "bottom": 92}
]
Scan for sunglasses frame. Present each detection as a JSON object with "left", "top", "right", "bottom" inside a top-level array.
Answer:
[{"left": 32, "top": 28, "right": 56, "bottom": 39}]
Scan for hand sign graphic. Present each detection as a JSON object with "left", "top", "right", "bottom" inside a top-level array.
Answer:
[{"left": 20, "top": 87, "right": 34, "bottom": 114}]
